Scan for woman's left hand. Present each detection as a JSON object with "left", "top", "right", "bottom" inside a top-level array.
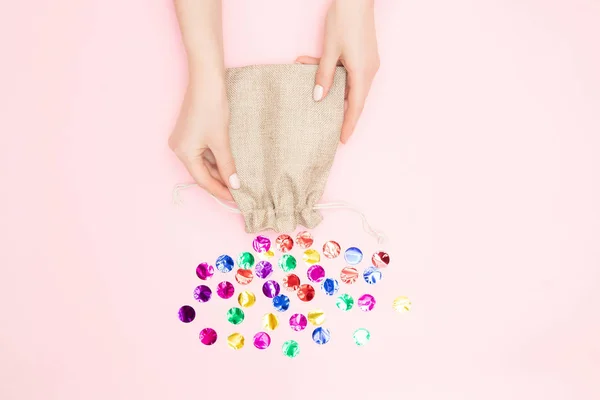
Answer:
[{"left": 297, "top": 0, "right": 379, "bottom": 143}]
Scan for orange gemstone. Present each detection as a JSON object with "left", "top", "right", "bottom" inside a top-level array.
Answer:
[
  {"left": 340, "top": 267, "right": 359, "bottom": 284},
  {"left": 235, "top": 269, "right": 253, "bottom": 285},
  {"left": 276, "top": 234, "right": 294, "bottom": 252},
  {"left": 296, "top": 231, "right": 314, "bottom": 249},
  {"left": 282, "top": 273, "right": 300, "bottom": 291},
  {"left": 323, "top": 240, "right": 341, "bottom": 259},
  {"left": 297, "top": 284, "right": 315, "bottom": 302}
]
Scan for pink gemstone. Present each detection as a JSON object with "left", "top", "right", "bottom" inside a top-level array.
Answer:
[
  {"left": 253, "top": 332, "right": 271, "bottom": 349},
  {"left": 196, "top": 263, "right": 214, "bottom": 280},
  {"left": 357, "top": 294, "right": 376, "bottom": 311},
  {"left": 252, "top": 235, "right": 271, "bottom": 253},
  {"left": 216, "top": 281, "right": 235, "bottom": 299},
  {"left": 199, "top": 328, "right": 218, "bottom": 345},
  {"left": 307, "top": 265, "right": 326, "bottom": 283},
  {"left": 289, "top": 313, "right": 308, "bottom": 331}
]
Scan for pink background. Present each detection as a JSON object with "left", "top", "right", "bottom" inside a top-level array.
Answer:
[{"left": 1, "top": 0, "right": 600, "bottom": 399}]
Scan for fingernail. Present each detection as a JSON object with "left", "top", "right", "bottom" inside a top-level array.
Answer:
[
  {"left": 229, "top": 173, "right": 240, "bottom": 190},
  {"left": 313, "top": 84, "right": 324, "bottom": 101}
]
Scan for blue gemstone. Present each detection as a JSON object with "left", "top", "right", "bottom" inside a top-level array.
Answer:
[
  {"left": 344, "top": 247, "right": 363, "bottom": 265},
  {"left": 363, "top": 266, "right": 383, "bottom": 284},
  {"left": 312, "top": 327, "right": 331, "bottom": 345},
  {"left": 321, "top": 278, "right": 340, "bottom": 296},
  {"left": 215, "top": 255, "right": 234, "bottom": 273},
  {"left": 273, "top": 294, "right": 290, "bottom": 312}
]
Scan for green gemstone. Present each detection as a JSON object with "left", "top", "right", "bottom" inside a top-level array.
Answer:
[
  {"left": 282, "top": 340, "right": 300, "bottom": 358},
  {"left": 336, "top": 294, "right": 354, "bottom": 311},
  {"left": 237, "top": 252, "right": 255, "bottom": 269},
  {"left": 278, "top": 254, "right": 297, "bottom": 272},
  {"left": 353, "top": 328, "right": 371, "bottom": 346},
  {"left": 226, "top": 307, "right": 245, "bottom": 325}
]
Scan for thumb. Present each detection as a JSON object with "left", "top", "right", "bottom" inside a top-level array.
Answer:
[
  {"left": 211, "top": 142, "right": 240, "bottom": 190},
  {"left": 313, "top": 51, "right": 339, "bottom": 102}
]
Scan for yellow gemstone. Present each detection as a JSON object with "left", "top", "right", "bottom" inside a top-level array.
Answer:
[
  {"left": 238, "top": 291, "right": 256, "bottom": 308},
  {"left": 307, "top": 309, "right": 326, "bottom": 326},
  {"left": 302, "top": 249, "right": 321, "bottom": 265},
  {"left": 227, "top": 333, "right": 245, "bottom": 350},
  {"left": 262, "top": 312, "right": 279, "bottom": 330},
  {"left": 392, "top": 296, "right": 412, "bottom": 313},
  {"left": 260, "top": 250, "right": 275, "bottom": 260}
]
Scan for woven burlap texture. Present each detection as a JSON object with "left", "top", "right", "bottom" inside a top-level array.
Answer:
[{"left": 226, "top": 64, "right": 346, "bottom": 233}]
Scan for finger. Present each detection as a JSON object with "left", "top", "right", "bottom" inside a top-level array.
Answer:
[
  {"left": 203, "top": 158, "right": 226, "bottom": 185},
  {"left": 313, "top": 51, "right": 340, "bottom": 102},
  {"left": 211, "top": 140, "right": 240, "bottom": 190},
  {"left": 184, "top": 157, "right": 233, "bottom": 201},
  {"left": 341, "top": 78, "right": 368, "bottom": 144},
  {"left": 295, "top": 56, "right": 320, "bottom": 65}
]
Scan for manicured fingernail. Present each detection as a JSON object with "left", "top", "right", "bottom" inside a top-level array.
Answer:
[
  {"left": 229, "top": 173, "right": 240, "bottom": 190},
  {"left": 313, "top": 84, "right": 324, "bottom": 101}
]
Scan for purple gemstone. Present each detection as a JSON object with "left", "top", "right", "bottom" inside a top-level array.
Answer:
[
  {"left": 289, "top": 313, "right": 307, "bottom": 331},
  {"left": 253, "top": 332, "right": 271, "bottom": 349},
  {"left": 307, "top": 265, "right": 326, "bottom": 283},
  {"left": 216, "top": 281, "right": 235, "bottom": 299},
  {"left": 199, "top": 328, "right": 218, "bottom": 345},
  {"left": 196, "top": 263, "right": 214, "bottom": 280},
  {"left": 357, "top": 294, "right": 376, "bottom": 311},
  {"left": 262, "top": 280, "right": 280, "bottom": 298},
  {"left": 193, "top": 285, "right": 212, "bottom": 302},
  {"left": 252, "top": 235, "right": 271, "bottom": 253},
  {"left": 178, "top": 305, "right": 195, "bottom": 323},
  {"left": 255, "top": 261, "right": 273, "bottom": 279}
]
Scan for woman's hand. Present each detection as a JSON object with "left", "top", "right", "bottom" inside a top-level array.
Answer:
[
  {"left": 297, "top": 0, "right": 380, "bottom": 143},
  {"left": 169, "top": 83, "right": 238, "bottom": 201},
  {"left": 172, "top": 0, "right": 238, "bottom": 201}
]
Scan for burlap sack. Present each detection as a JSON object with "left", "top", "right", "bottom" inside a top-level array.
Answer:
[{"left": 226, "top": 64, "right": 346, "bottom": 233}]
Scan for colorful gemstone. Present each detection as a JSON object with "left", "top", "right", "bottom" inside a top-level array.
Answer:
[
  {"left": 215, "top": 255, "right": 234, "bottom": 273},
  {"left": 193, "top": 285, "right": 212, "bottom": 303},
  {"left": 253, "top": 332, "right": 271, "bottom": 349},
  {"left": 252, "top": 235, "right": 271, "bottom": 253},
  {"left": 260, "top": 250, "right": 275, "bottom": 260},
  {"left": 321, "top": 278, "right": 340, "bottom": 296},
  {"left": 357, "top": 294, "right": 376, "bottom": 311},
  {"left": 302, "top": 249, "right": 320, "bottom": 265},
  {"left": 199, "top": 328, "right": 217, "bottom": 345},
  {"left": 297, "top": 284, "right": 315, "bottom": 302},
  {"left": 336, "top": 294, "right": 354, "bottom": 311},
  {"left": 238, "top": 291, "right": 256, "bottom": 308},
  {"left": 363, "top": 266, "right": 383, "bottom": 284},
  {"left": 312, "top": 327, "right": 331, "bottom": 345},
  {"left": 255, "top": 261, "right": 273, "bottom": 279},
  {"left": 262, "top": 313, "right": 279, "bottom": 330},
  {"left": 226, "top": 307, "right": 245, "bottom": 325},
  {"left": 278, "top": 254, "right": 297, "bottom": 272},
  {"left": 340, "top": 267, "right": 359, "bottom": 284},
  {"left": 216, "top": 281, "right": 235, "bottom": 299},
  {"left": 296, "top": 231, "right": 314, "bottom": 249},
  {"left": 262, "top": 280, "right": 280, "bottom": 298},
  {"left": 237, "top": 252, "right": 255, "bottom": 269},
  {"left": 227, "top": 333, "right": 244, "bottom": 350},
  {"left": 282, "top": 340, "right": 300, "bottom": 358},
  {"left": 273, "top": 294, "right": 290, "bottom": 312},
  {"left": 289, "top": 313, "right": 308, "bottom": 331},
  {"left": 283, "top": 273, "right": 300, "bottom": 291},
  {"left": 353, "top": 328, "right": 371, "bottom": 346},
  {"left": 323, "top": 240, "right": 341, "bottom": 259},
  {"left": 235, "top": 268, "right": 254, "bottom": 285},
  {"left": 276, "top": 234, "right": 294, "bottom": 252},
  {"left": 372, "top": 251, "right": 390, "bottom": 268},
  {"left": 392, "top": 296, "right": 412, "bottom": 313},
  {"left": 178, "top": 305, "right": 195, "bottom": 323},
  {"left": 307, "top": 265, "right": 326, "bottom": 283},
  {"left": 195, "top": 262, "right": 214, "bottom": 280},
  {"left": 307, "top": 309, "right": 326, "bottom": 326},
  {"left": 344, "top": 247, "right": 363, "bottom": 265}
]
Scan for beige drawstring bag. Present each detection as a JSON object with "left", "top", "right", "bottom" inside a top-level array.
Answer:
[{"left": 174, "top": 64, "right": 385, "bottom": 243}]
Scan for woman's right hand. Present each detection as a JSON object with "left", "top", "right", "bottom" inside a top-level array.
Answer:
[{"left": 169, "top": 82, "right": 239, "bottom": 201}]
